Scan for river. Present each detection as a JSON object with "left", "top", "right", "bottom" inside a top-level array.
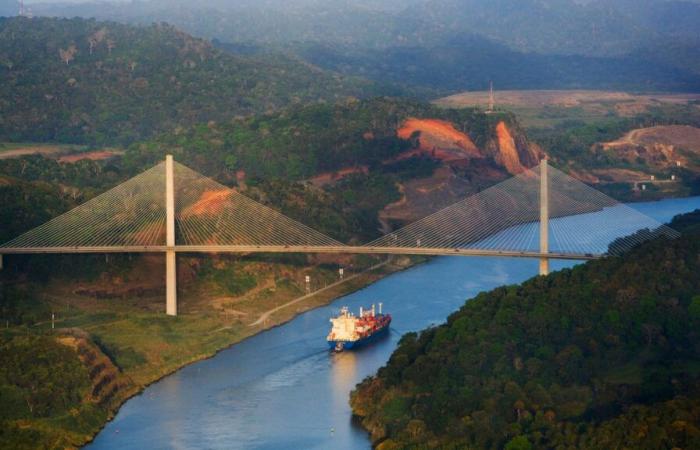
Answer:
[{"left": 87, "top": 196, "right": 700, "bottom": 450}]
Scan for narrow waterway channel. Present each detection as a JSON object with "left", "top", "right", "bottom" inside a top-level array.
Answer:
[{"left": 87, "top": 196, "right": 700, "bottom": 450}]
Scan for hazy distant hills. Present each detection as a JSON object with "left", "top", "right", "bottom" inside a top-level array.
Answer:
[
  {"left": 296, "top": 35, "right": 700, "bottom": 93},
  {"left": 0, "top": 16, "right": 380, "bottom": 144},
  {"left": 20, "top": 0, "right": 700, "bottom": 93},
  {"left": 24, "top": 0, "right": 700, "bottom": 54}
]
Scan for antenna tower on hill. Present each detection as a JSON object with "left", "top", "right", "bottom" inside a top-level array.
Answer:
[{"left": 487, "top": 81, "right": 495, "bottom": 113}]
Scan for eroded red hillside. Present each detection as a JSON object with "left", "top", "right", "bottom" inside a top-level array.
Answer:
[
  {"left": 397, "top": 118, "right": 481, "bottom": 161},
  {"left": 495, "top": 121, "right": 525, "bottom": 174}
]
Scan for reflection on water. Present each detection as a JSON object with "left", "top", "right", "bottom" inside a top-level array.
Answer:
[{"left": 87, "top": 196, "right": 700, "bottom": 450}]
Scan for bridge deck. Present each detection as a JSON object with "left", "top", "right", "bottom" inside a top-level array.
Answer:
[{"left": 0, "top": 245, "right": 600, "bottom": 260}]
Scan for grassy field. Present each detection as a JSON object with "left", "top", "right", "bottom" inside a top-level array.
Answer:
[
  {"left": 434, "top": 90, "right": 700, "bottom": 128},
  {"left": 0, "top": 142, "right": 123, "bottom": 162}
]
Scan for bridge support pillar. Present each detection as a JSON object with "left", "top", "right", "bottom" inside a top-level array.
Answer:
[
  {"left": 166, "top": 250, "right": 177, "bottom": 316},
  {"left": 165, "top": 155, "right": 177, "bottom": 316},
  {"left": 539, "top": 158, "right": 550, "bottom": 276}
]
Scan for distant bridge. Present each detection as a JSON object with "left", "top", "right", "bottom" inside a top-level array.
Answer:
[{"left": 0, "top": 157, "right": 678, "bottom": 316}]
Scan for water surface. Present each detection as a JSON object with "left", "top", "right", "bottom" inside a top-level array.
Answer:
[{"left": 87, "top": 196, "right": 700, "bottom": 450}]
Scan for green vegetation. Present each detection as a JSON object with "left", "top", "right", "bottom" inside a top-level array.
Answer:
[
  {"left": 0, "top": 16, "right": 378, "bottom": 146},
  {"left": 252, "top": 175, "right": 402, "bottom": 243},
  {"left": 351, "top": 210, "right": 700, "bottom": 449},
  {"left": 122, "top": 97, "right": 504, "bottom": 182},
  {"left": 0, "top": 335, "right": 89, "bottom": 419},
  {"left": 0, "top": 333, "right": 105, "bottom": 450},
  {"left": 0, "top": 178, "right": 71, "bottom": 244}
]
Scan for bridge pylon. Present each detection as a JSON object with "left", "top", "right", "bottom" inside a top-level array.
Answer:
[
  {"left": 539, "top": 158, "right": 550, "bottom": 276},
  {"left": 165, "top": 155, "right": 177, "bottom": 316}
]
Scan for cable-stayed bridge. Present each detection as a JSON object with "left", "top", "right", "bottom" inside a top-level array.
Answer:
[{"left": 0, "top": 156, "right": 679, "bottom": 315}]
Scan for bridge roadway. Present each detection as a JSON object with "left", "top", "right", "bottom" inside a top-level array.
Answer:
[{"left": 0, "top": 245, "right": 599, "bottom": 261}]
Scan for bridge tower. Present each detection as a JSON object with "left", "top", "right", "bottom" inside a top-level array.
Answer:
[
  {"left": 539, "top": 158, "right": 549, "bottom": 276},
  {"left": 165, "top": 155, "right": 177, "bottom": 316}
]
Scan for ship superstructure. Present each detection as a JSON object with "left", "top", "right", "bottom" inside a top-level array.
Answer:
[{"left": 327, "top": 303, "right": 391, "bottom": 351}]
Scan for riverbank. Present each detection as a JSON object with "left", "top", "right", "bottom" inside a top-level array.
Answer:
[
  {"left": 0, "top": 255, "right": 422, "bottom": 449},
  {"left": 350, "top": 209, "right": 700, "bottom": 450}
]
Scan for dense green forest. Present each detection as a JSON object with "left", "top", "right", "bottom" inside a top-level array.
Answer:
[
  {"left": 0, "top": 17, "right": 381, "bottom": 145},
  {"left": 0, "top": 334, "right": 97, "bottom": 449},
  {"left": 123, "top": 97, "right": 508, "bottom": 181},
  {"left": 0, "top": 156, "right": 124, "bottom": 243},
  {"left": 351, "top": 210, "right": 700, "bottom": 449}
]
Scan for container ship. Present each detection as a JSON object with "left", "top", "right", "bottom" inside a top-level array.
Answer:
[{"left": 327, "top": 303, "right": 391, "bottom": 352}]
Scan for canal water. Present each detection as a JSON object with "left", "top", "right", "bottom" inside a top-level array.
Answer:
[{"left": 87, "top": 196, "right": 700, "bottom": 450}]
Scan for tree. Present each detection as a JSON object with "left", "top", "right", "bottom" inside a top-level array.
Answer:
[
  {"left": 505, "top": 436, "right": 532, "bottom": 450},
  {"left": 224, "top": 154, "right": 238, "bottom": 173},
  {"left": 689, "top": 295, "right": 700, "bottom": 322},
  {"left": 59, "top": 44, "right": 77, "bottom": 65}
]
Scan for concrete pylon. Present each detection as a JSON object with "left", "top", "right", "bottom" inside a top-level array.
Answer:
[
  {"left": 539, "top": 158, "right": 550, "bottom": 276},
  {"left": 165, "top": 155, "right": 177, "bottom": 316}
]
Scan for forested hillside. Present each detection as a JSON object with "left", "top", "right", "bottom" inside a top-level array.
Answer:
[
  {"left": 0, "top": 17, "right": 378, "bottom": 145},
  {"left": 351, "top": 211, "right": 700, "bottom": 449},
  {"left": 27, "top": 0, "right": 700, "bottom": 93},
  {"left": 0, "top": 98, "right": 528, "bottom": 244},
  {"left": 122, "top": 97, "right": 511, "bottom": 181}
]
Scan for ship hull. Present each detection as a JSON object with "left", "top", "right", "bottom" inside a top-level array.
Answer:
[{"left": 327, "top": 321, "right": 390, "bottom": 351}]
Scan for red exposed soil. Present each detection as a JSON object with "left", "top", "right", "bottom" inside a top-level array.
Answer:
[
  {"left": 58, "top": 150, "right": 122, "bottom": 163},
  {"left": 307, "top": 166, "right": 369, "bottom": 187},
  {"left": 495, "top": 121, "right": 525, "bottom": 174},
  {"left": 592, "top": 168, "right": 654, "bottom": 182},
  {"left": 397, "top": 118, "right": 481, "bottom": 160},
  {"left": 186, "top": 190, "right": 233, "bottom": 216},
  {"left": 601, "top": 125, "right": 700, "bottom": 171},
  {"left": 380, "top": 164, "right": 507, "bottom": 224},
  {"left": 604, "top": 125, "right": 700, "bottom": 152}
]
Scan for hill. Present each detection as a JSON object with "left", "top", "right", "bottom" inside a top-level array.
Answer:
[
  {"left": 0, "top": 16, "right": 379, "bottom": 146},
  {"left": 25, "top": 0, "right": 700, "bottom": 93},
  {"left": 0, "top": 97, "right": 543, "bottom": 259},
  {"left": 434, "top": 89, "right": 700, "bottom": 200},
  {"left": 351, "top": 210, "right": 700, "bottom": 449},
  {"left": 295, "top": 36, "right": 700, "bottom": 93},
  {"left": 27, "top": 0, "right": 700, "bottom": 56},
  {"left": 601, "top": 125, "right": 700, "bottom": 171},
  {"left": 120, "top": 97, "right": 542, "bottom": 231}
]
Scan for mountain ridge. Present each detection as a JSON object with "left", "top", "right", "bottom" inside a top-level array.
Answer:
[
  {"left": 23, "top": 0, "right": 700, "bottom": 93},
  {"left": 0, "top": 16, "right": 381, "bottom": 145}
]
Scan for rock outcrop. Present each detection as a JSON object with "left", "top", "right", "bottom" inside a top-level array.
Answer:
[{"left": 396, "top": 117, "right": 543, "bottom": 175}]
